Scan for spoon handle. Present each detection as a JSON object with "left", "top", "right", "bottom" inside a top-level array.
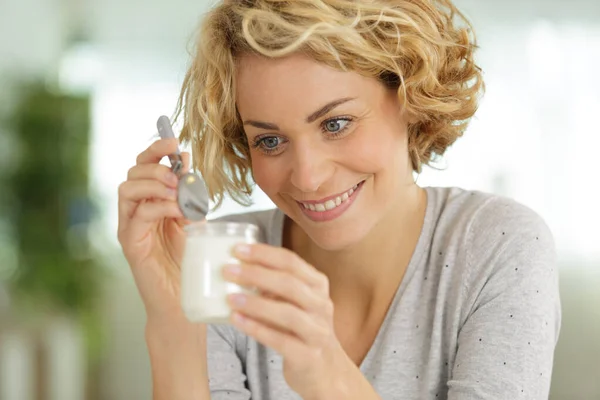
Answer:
[{"left": 157, "top": 115, "right": 184, "bottom": 176}]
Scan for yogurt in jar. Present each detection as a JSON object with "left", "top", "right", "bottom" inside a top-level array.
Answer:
[{"left": 180, "top": 221, "right": 259, "bottom": 324}]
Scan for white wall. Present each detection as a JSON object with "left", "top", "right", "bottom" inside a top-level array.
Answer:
[{"left": 0, "top": 0, "right": 66, "bottom": 78}]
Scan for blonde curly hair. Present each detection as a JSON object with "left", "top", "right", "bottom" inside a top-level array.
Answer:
[{"left": 174, "top": 0, "right": 484, "bottom": 209}]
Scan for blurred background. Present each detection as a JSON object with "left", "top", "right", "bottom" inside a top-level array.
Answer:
[{"left": 0, "top": 0, "right": 598, "bottom": 398}]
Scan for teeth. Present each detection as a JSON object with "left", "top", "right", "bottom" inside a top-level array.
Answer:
[
  {"left": 301, "top": 182, "right": 361, "bottom": 213},
  {"left": 324, "top": 200, "right": 336, "bottom": 210}
]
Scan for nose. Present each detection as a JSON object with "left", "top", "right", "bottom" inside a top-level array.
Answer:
[{"left": 289, "top": 143, "right": 334, "bottom": 194}]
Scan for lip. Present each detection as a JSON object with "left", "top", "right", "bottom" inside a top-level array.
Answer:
[
  {"left": 298, "top": 184, "right": 360, "bottom": 205},
  {"left": 296, "top": 180, "right": 365, "bottom": 223}
]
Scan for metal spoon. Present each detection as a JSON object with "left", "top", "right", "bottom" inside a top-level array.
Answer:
[{"left": 157, "top": 115, "right": 209, "bottom": 220}]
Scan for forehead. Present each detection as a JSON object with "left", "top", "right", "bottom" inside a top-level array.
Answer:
[{"left": 235, "top": 54, "right": 379, "bottom": 119}]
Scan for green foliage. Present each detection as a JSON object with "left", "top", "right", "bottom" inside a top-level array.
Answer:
[{"left": 1, "top": 79, "right": 107, "bottom": 361}]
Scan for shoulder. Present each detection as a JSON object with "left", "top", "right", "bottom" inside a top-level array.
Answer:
[
  {"left": 430, "top": 186, "right": 557, "bottom": 307},
  {"left": 455, "top": 188, "right": 555, "bottom": 266},
  {"left": 425, "top": 187, "right": 560, "bottom": 335},
  {"left": 425, "top": 186, "right": 557, "bottom": 292},
  {"left": 426, "top": 186, "right": 554, "bottom": 254},
  {"left": 465, "top": 191, "right": 557, "bottom": 297}
]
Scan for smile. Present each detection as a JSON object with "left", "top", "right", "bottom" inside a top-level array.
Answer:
[
  {"left": 295, "top": 180, "right": 365, "bottom": 222},
  {"left": 300, "top": 183, "right": 360, "bottom": 211}
]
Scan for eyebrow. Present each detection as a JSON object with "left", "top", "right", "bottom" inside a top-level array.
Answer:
[{"left": 242, "top": 97, "right": 356, "bottom": 131}]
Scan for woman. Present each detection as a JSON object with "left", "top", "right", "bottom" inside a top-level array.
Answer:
[{"left": 117, "top": 0, "right": 561, "bottom": 399}]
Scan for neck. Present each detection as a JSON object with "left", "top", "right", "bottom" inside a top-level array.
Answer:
[{"left": 287, "top": 184, "right": 428, "bottom": 306}]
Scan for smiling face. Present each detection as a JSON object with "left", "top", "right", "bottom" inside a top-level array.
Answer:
[{"left": 236, "top": 53, "right": 416, "bottom": 251}]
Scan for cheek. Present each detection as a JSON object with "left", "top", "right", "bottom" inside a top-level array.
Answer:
[
  {"left": 345, "top": 126, "right": 406, "bottom": 173},
  {"left": 250, "top": 155, "right": 283, "bottom": 195}
]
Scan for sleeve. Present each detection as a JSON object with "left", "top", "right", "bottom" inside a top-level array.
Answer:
[
  {"left": 447, "top": 198, "right": 561, "bottom": 400},
  {"left": 206, "top": 324, "right": 252, "bottom": 399}
]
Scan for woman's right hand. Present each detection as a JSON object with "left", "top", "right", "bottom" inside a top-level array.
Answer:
[{"left": 117, "top": 138, "right": 196, "bottom": 322}]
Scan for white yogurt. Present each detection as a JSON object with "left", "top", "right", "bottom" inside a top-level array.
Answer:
[{"left": 180, "top": 223, "right": 258, "bottom": 324}]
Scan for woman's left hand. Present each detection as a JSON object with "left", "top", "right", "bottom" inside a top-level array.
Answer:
[{"left": 222, "top": 242, "right": 356, "bottom": 399}]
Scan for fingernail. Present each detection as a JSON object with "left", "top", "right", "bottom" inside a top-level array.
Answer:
[
  {"left": 229, "top": 294, "right": 246, "bottom": 306},
  {"left": 166, "top": 188, "right": 177, "bottom": 199},
  {"left": 234, "top": 243, "right": 251, "bottom": 255},
  {"left": 223, "top": 264, "right": 241, "bottom": 275},
  {"left": 166, "top": 172, "right": 178, "bottom": 185}
]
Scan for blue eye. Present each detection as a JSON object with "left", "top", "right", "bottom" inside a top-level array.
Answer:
[
  {"left": 325, "top": 119, "right": 346, "bottom": 132},
  {"left": 322, "top": 118, "right": 352, "bottom": 135},
  {"left": 261, "top": 137, "right": 280, "bottom": 149},
  {"left": 252, "top": 135, "right": 286, "bottom": 155},
  {"left": 251, "top": 116, "right": 354, "bottom": 156}
]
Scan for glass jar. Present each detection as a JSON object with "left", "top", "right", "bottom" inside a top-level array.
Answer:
[{"left": 180, "top": 221, "right": 260, "bottom": 324}]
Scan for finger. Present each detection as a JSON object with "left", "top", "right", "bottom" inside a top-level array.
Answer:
[
  {"left": 133, "top": 199, "right": 184, "bottom": 222},
  {"left": 228, "top": 294, "right": 326, "bottom": 345},
  {"left": 136, "top": 138, "right": 180, "bottom": 165},
  {"left": 222, "top": 263, "right": 322, "bottom": 311},
  {"left": 118, "top": 179, "right": 177, "bottom": 205},
  {"left": 118, "top": 199, "right": 184, "bottom": 246},
  {"left": 229, "top": 311, "right": 306, "bottom": 358},
  {"left": 127, "top": 164, "right": 179, "bottom": 188},
  {"left": 118, "top": 180, "right": 178, "bottom": 223},
  {"left": 233, "top": 243, "right": 328, "bottom": 293}
]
